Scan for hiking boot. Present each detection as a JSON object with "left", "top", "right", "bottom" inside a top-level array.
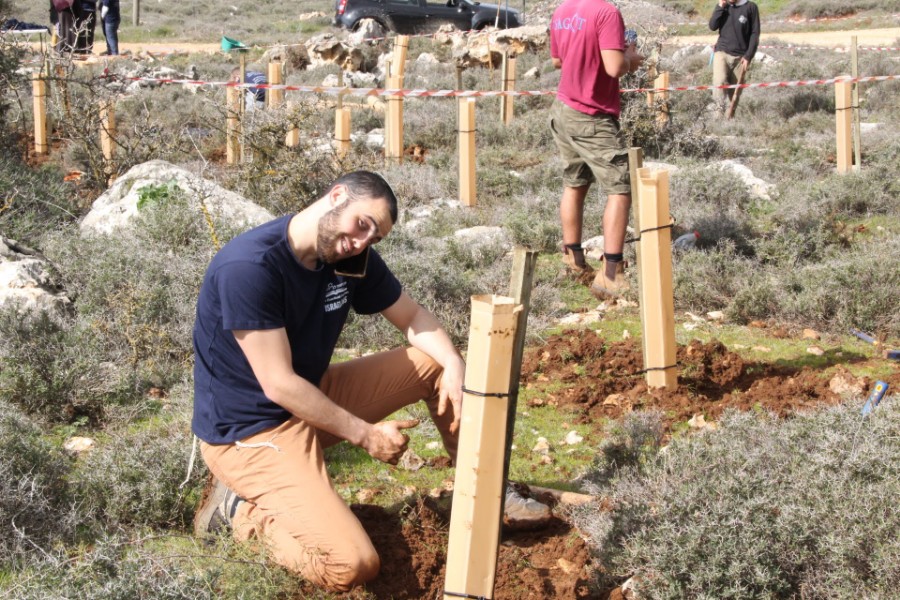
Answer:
[
  {"left": 590, "top": 257, "right": 629, "bottom": 299},
  {"left": 194, "top": 476, "right": 244, "bottom": 540},
  {"left": 503, "top": 483, "right": 552, "bottom": 531},
  {"left": 561, "top": 248, "right": 595, "bottom": 279}
]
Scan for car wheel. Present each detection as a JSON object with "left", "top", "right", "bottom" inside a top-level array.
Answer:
[{"left": 353, "top": 18, "right": 387, "bottom": 39}]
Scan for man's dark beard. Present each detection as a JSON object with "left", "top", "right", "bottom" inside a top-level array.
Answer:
[{"left": 316, "top": 201, "right": 349, "bottom": 264}]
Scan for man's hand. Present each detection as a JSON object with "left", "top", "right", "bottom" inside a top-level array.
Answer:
[
  {"left": 101, "top": 5, "right": 108, "bottom": 19},
  {"left": 740, "top": 57, "right": 750, "bottom": 69},
  {"left": 625, "top": 44, "right": 645, "bottom": 74},
  {"left": 437, "top": 356, "right": 465, "bottom": 434},
  {"left": 361, "top": 419, "right": 420, "bottom": 465},
  {"left": 719, "top": 0, "right": 727, "bottom": 7}
]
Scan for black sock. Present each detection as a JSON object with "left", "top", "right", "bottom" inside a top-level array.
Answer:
[
  {"left": 565, "top": 243, "right": 587, "bottom": 268},
  {"left": 604, "top": 252, "right": 623, "bottom": 279}
]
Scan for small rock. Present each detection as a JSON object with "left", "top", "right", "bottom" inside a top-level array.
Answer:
[
  {"left": 688, "top": 414, "right": 707, "bottom": 429},
  {"left": 425, "top": 441, "right": 441, "bottom": 450},
  {"left": 706, "top": 310, "right": 725, "bottom": 322},
  {"left": 63, "top": 436, "right": 95, "bottom": 454},
  {"left": 749, "top": 320, "right": 767, "bottom": 328},
  {"left": 802, "top": 328, "right": 821, "bottom": 340},
  {"left": 532, "top": 437, "right": 551, "bottom": 453},
  {"left": 771, "top": 327, "right": 789, "bottom": 339},
  {"left": 807, "top": 346, "right": 825, "bottom": 356},
  {"left": 752, "top": 345, "right": 771, "bottom": 353},
  {"left": 563, "top": 430, "right": 583, "bottom": 445},
  {"left": 829, "top": 371, "right": 865, "bottom": 396},
  {"left": 356, "top": 488, "right": 379, "bottom": 503},
  {"left": 622, "top": 329, "right": 631, "bottom": 340},
  {"left": 557, "top": 558, "right": 578, "bottom": 574},
  {"left": 685, "top": 311, "right": 706, "bottom": 322},
  {"left": 539, "top": 454, "right": 554, "bottom": 465},
  {"left": 603, "top": 393, "right": 624, "bottom": 407},
  {"left": 683, "top": 322, "right": 699, "bottom": 331},
  {"left": 398, "top": 449, "right": 425, "bottom": 471}
]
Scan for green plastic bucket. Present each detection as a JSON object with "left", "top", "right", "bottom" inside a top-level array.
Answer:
[{"left": 221, "top": 36, "right": 248, "bottom": 52}]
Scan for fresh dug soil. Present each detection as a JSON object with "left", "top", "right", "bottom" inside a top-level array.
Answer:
[
  {"left": 298, "top": 497, "right": 596, "bottom": 599},
  {"left": 521, "top": 329, "right": 900, "bottom": 428}
]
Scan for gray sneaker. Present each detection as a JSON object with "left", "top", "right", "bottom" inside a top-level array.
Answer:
[
  {"left": 503, "top": 484, "right": 552, "bottom": 530},
  {"left": 194, "top": 476, "right": 244, "bottom": 539}
]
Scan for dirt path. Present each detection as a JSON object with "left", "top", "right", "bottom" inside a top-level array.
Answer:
[{"left": 674, "top": 27, "right": 900, "bottom": 48}]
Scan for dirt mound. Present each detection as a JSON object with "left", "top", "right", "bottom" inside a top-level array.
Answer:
[
  {"left": 302, "top": 497, "right": 596, "bottom": 599},
  {"left": 520, "top": 330, "right": 897, "bottom": 428}
]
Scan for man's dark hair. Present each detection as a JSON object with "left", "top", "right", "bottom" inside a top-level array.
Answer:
[{"left": 327, "top": 171, "right": 398, "bottom": 224}]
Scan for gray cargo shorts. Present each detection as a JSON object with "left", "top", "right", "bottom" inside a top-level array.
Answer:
[{"left": 549, "top": 100, "right": 631, "bottom": 195}]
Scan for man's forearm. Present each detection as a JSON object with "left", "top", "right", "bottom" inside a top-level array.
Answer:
[
  {"left": 403, "top": 307, "right": 463, "bottom": 371},
  {"left": 268, "top": 374, "right": 371, "bottom": 446}
]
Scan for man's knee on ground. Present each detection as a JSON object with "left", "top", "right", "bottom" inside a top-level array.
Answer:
[{"left": 324, "top": 547, "right": 380, "bottom": 591}]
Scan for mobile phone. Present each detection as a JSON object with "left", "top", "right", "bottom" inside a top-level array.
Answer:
[
  {"left": 333, "top": 247, "right": 369, "bottom": 278},
  {"left": 625, "top": 29, "right": 638, "bottom": 47}
]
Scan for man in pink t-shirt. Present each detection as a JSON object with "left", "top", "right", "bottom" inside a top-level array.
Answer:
[{"left": 549, "top": 0, "right": 642, "bottom": 298}]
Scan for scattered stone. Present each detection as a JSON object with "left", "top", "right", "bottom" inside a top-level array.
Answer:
[
  {"left": 683, "top": 322, "right": 700, "bottom": 331},
  {"left": 802, "top": 328, "right": 821, "bottom": 340},
  {"left": 523, "top": 66, "right": 540, "bottom": 79},
  {"left": 452, "top": 225, "right": 510, "bottom": 250},
  {"left": 622, "top": 329, "right": 631, "bottom": 340},
  {"left": 688, "top": 414, "right": 707, "bottom": 429},
  {"left": 749, "top": 320, "right": 767, "bottom": 328},
  {"left": 771, "top": 327, "right": 790, "bottom": 339},
  {"left": 706, "top": 310, "right": 725, "bottom": 322},
  {"left": 0, "top": 237, "right": 72, "bottom": 321},
  {"left": 806, "top": 345, "right": 825, "bottom": 356},
  {"left": 557, "top": 558, "right": 578, "bottom": 574},
  {"left": 356, "top": 488, "right": 379, "bottom": 503},
  {"left": 532, "top": 437, "right": 551, "bottom": 453},
  {"left": 298, "top": 11, "right": 326, "bottom": 20},
  {"left": 425, "top": 441, "right": 441, "bottom": 450},
  {"left": 398, "top": 449, "right": 425, "bottom": 471},
  {"left": 829, "top": 371, "right": 865, "bottom": 396},
  {"left": 539, "top": 454, "right": 554, "bottom": 465},
  {"left": 603, "top": 393, "right": 625, "bottom": 407},
  {"left": 752, "top": 345, "right": 772, "bottom": 353},
  {"left": 563, "top": 430, "right": 583, "bottom": 445},
  {"left": 712, "top": 160, "right": 775, "bottom": 201},
  {"left": 685, "top": 312, "right": 706, "bottom": 322},
  {"left": 416, "top": 52, "right": 439, "bottom": 65},
  {"left": 63, "top": 436, "right": 95, "bottom": 454}
]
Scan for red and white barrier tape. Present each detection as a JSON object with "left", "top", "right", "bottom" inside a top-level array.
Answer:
[
  {"left": 107, "top": 73, "right": 899, "bottom": 97},
  {"left": 674, "top": 43, "right": 900, "bottom": 52}
]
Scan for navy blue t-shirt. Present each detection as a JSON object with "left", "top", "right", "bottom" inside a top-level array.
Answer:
[
  {"left": 245, "top": 71, "right": 267, "bottom": 103},
  {"left": 192, "top": 214, "right": 402, "bottom": 444}
]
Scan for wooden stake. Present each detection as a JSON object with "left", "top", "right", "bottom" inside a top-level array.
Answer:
[
  {"left": 458, "top": 98, "right": 476, "bottom": 207},
  {"left": 385, "top": 74, "right": 403, "bottom": 164},
  {"left": 850, "top": 36, "right": 861, "bottom": 172},
  {"left": 500, "top": 52, "right": 516, "bottom": 125},
  {"left": 337, "top": 69, "right": 345, "bottom": 110},
  {"left": 267, "top": 60, "right": 283, "bottom": 109},
  {"left": 502, "top": 248, "right": 538, "bottom": 487},
  {"left": 653, "top": 71, "right": 670, "bottom": 125},
  {"left": 444, "top": 294, "right": 521, "bottom": 600},
  {"left": 226, "top": 87, "right": 241, "bottom": 164},
  {"left": 635, "top": 167, "right": 677, "bottom": 389},
  {"left": 100, "top": 100, "right": 116, "bottom": 178},
  {"left": 32, "top": 72, "right": 48, "bottom": 155},
  {"left": 725, "top": 63, "right": 747, "bottom": 119},
  {"left": 835, "top": 78, "right": 852, "bottom": 174},
  {"left": 391, "top": 35, "right": 409, "bottom": 81},
  {"left": 335, "top": 106, "right": 351, "bottom": 159},
  {"left": 628, "top": 147, "right": 647, "bottom": 371},
  {"left": 133, "top": 0, "right": 140, "bottom": 26}
]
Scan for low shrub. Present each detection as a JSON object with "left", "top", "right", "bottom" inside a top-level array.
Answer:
[
  {"left": 573, "top": 403, "right": 900, "bottom": 598},
  {"left": 0, "top": 401, "right": 76, "bottom": 568}
]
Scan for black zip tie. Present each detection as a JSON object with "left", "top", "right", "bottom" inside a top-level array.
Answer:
[
  {"left": 461, "top": 386, "right": 509, "bottom": 398},
  {"left": 634, "top": 364, "right": 678, "bottom": 375},
  {"left": 444, "top": 591, "right": 489, "bottom": 600},
  {"left": 624, "top": 221, "right": 675, "bottom": 244}
]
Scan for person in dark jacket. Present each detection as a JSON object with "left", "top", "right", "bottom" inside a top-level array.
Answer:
[
  {"left": 50, "top": 0, "right": 82, "bottom": 55},
  {"left": 708, "top": 0, "right": 760, "bottom": 114},
  {"left": 75, "top": 0, "right": 97, "bottom": 55},
  {"left": 100, "top": 0, "right": 120, "bottom": 55},
  {"left": 230, "top": 67, "right": 268, "bottom": 109}
]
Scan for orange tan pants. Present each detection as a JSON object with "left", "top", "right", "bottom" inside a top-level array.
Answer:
[{"left": 199, "top": 347, "right": 458, "bottom": 591}]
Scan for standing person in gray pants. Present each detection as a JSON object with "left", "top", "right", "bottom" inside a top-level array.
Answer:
[{"left": 708, "top": 0, "right": 760, "bottom": 115}]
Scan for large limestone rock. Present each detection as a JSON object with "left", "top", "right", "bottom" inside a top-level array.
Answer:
[
  {"left": 0, "top": 237, "right": 72, "bottom": 319},
  {"left": 80, "top": 160, "right": 275, "bottom": 236},
  {"left": 305, "top": 33, "right": 363, "bottom": 71},
  {"left": 712, "top": 160, "right": 774, "bottom": 201},
  {"left": 444, "top": 25, "right": 548, "bottom": 68}
]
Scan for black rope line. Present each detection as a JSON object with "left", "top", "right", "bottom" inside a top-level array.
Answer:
[
  {"left": 624, "top": 222, "right": 675, "bottom": 244},
  {"left": 461, "top": 386, "right": 509, "bottom": 398},
  {"left": 443, "top": 591, "right": 490, "bottom": 600}
]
